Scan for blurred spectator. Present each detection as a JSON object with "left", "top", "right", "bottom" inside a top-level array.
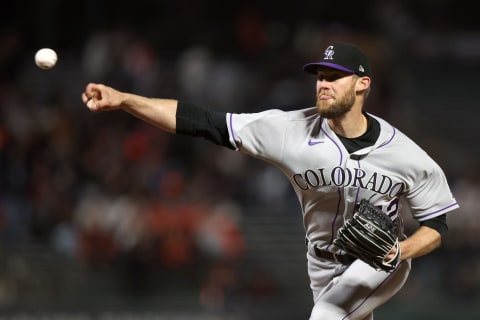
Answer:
[{"left": 196, "top": 201, "right": 245, "bottom": 260}]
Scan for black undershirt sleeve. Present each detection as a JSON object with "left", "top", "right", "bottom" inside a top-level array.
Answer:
[
  {"left": 419, "top": 214, "right": 448, "bottom": 238},
  {"left": 175, "top": 101, "right": 234, "bottom": 149}
]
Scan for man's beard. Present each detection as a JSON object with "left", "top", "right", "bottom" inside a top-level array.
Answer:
[{"left": 316, "top": 84, "right": 356, "bottom": 119}]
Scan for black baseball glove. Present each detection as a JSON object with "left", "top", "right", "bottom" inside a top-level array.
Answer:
[{"left": 334, "top": 199, "right": 401, "bottom": 272}]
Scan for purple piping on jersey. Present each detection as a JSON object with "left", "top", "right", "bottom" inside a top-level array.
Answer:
[
  {"left": 228, "top": 113, "right": 237, "bottom": 149},
  {"left": 416, "top": 202, "right": 459, "bottom": 220},
  {"left": 377, "top": 125, "right": 396, "bottom": 149},
  {"left": 342, "top": 260, "right": 407, "bottom": 319},
  {"left": 353, "top": 158, "right": 362, "bottom": 208},
  {"left": 320, "top": 119, "right": 345, "bottom": 247}
]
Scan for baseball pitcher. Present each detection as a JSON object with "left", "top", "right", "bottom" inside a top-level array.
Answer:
[{"left": 81, "top": 42, "right": 459, "bottom": 320}]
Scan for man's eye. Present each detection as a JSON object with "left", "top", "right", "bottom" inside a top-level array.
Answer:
[
  {"left": 318, "top": 73, "right": 345, "bottom": 82},
  {"left": 318, "top": 74, "right": 335, "bottom": 81}
]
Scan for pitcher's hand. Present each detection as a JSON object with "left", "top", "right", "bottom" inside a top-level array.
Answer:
[{"left": 81, "top": 83, "right": 125, "bottom": 112}]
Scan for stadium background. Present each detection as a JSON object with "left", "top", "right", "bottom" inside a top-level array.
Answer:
[{"left": 0, "top": 0, "right": 478, "bottom": 319}]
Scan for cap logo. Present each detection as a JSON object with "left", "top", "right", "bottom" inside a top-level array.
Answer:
[
  {"left": 359, "top": 65, "right": 365, "bottom": 73},
  {"left": 323, "top": 46, "right": 335, "bottom": 60}
]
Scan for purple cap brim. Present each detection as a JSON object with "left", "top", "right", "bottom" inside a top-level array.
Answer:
[{"left": 303, "top": 62, "right": 354, "bottom": 75}]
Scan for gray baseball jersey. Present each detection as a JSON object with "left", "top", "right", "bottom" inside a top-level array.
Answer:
[{"left": 226, "top": 106, "right": 458, "bottom": 319}]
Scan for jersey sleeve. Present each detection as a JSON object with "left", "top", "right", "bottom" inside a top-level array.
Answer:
[
  {"left": 226, "top": 110, "right": 288, "bottom": 162},
  {"left": 405, "top": 158, "right": 459, "bottom": 221}
]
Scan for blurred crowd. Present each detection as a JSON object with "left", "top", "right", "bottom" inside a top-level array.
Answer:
[{"left": 0, "top": 0, "right": 479, "bottom": 315}]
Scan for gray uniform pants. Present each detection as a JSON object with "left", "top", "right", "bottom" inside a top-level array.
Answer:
[{"left": 306, "top": 249, "right": 411, "bottom": 320}]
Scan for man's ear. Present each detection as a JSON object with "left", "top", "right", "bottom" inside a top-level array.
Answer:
[{"left": 356, "top": 76, "right": 371, "bottom": 91}]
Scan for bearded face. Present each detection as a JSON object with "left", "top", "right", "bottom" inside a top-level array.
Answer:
[{"left": 316, "top": 77, "right": 357, "bottom": 119}]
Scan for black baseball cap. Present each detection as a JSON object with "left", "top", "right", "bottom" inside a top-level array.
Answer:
[{"left": 303, "top": 42, "right": 372, "bottom": 78}]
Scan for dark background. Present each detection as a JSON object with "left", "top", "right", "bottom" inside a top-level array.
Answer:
[{"left": 0, "top": 1, "right": 479, "bottom": 319}]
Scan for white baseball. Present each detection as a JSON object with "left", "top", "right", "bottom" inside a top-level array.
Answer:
[{"left": 35, "top": 48, "right": 57, "bottom": 69}]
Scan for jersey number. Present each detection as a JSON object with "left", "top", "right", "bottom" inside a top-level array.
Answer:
[{"left": 386, "top": 198, "right": 399, "bottom": 220}]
